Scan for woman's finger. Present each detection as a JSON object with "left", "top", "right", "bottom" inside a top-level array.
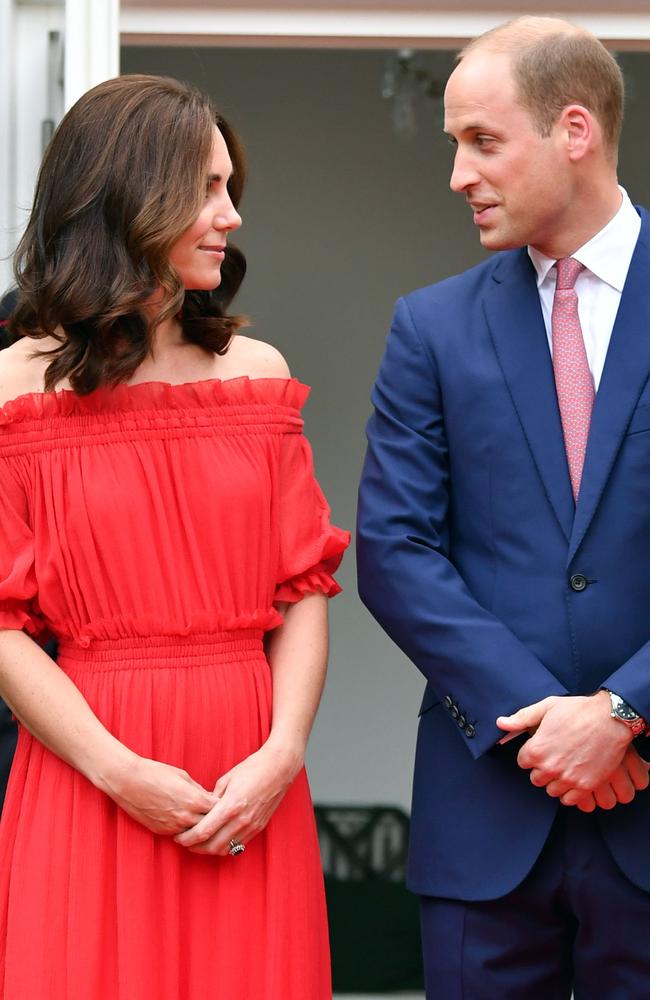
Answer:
[{"left": 174, "top": 796, "right": 242, "bottom": 847}]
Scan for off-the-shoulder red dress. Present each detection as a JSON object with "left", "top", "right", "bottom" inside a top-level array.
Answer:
[{"left": 0, "top": 377, "right": 349, "bottom": 1000}]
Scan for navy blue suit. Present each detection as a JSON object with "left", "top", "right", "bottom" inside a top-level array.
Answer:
[{"left": 358, "top": 208, "right": 650, "bottom": 911}]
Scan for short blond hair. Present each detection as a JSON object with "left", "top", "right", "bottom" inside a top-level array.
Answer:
[{"left": 460, "top": 17, "right": 624, "bottom": 157}]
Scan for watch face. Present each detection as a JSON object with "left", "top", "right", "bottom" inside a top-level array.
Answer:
[{"left": 609, "top": 692, "right": 646, "bottom": 733}]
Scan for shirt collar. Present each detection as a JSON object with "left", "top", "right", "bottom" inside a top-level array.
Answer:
[{"left": 527, "top": 187, "right": 641, "bottom": 291}]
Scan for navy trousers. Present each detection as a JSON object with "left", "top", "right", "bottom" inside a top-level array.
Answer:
[{"left": 421, "top": 808, "right": 650, "bottom": 999}]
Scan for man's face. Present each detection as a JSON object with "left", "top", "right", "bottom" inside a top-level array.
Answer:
[{"left": 443, "top": 52, "right": 572, "bottom": 254}]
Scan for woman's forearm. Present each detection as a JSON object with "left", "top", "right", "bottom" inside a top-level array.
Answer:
[
  {"left": 0, "top": 629, "right": 218, "bottom": 834},
  {"left": 263, "top": 592, "right": 329, "bottom": 773},
  {"left": 0, "top": 629, "right": 135, "bottom": 790}
]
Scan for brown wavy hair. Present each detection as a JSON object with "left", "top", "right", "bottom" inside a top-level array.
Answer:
[{"left": 10, "top": 74, "right": 247, "bottom": 393}]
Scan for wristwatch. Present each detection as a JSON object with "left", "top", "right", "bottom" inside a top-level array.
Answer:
[{"left": 604, "top": 689, "right": 648, "bottom": 737}]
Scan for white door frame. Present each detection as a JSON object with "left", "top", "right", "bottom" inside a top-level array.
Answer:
[{"left": 120, "top": 5, "right": 650, "bottom": 50}]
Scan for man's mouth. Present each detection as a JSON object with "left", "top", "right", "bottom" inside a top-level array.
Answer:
[{"left": 469, "top": 203, "right": 498, "bottom": 225}]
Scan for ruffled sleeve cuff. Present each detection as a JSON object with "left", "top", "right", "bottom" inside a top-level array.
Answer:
[
  {"left": 274, "top": 524, "right": 350, "bottom": 604},
  {"left": 0, "top": 598, "right": 47, "bottom": 638}
]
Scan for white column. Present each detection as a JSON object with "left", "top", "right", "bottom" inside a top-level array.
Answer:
[
  {"left": 64, "top": 0, "right": 119, "bottom": 111},
  {"left": 1, "top": 1, "right": 66, "bottom": 294}
]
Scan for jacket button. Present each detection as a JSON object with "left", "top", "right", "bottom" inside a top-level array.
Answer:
[
  {"left": 458, "top": 714, "right": 467, "bottom": 729},
  {"left": 465, "top": 724, "right": 476, "bottom": 738},
  {"left": 444, "top": 695, "right": 453, "bottom": 710},
  {"left": 570, "top": 573, "right": 588, "bottom": 592},
  {"left": 450, "top": 705, "right": 459, "bottom": 720}
]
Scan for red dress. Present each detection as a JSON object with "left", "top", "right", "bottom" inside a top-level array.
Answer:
[{"left": 0, "top": 377, "right": 349, "bottom": 1000}]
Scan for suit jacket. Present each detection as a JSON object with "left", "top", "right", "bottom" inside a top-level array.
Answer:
[{"left": 357, "top": 206, "right": 650, "bottom": 900}]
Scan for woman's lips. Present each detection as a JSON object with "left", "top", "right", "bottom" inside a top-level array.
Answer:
[{"left": 198, "top": 245, "right": 225, "bottom": 259}]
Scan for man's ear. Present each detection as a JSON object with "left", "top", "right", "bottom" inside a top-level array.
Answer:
[{"left": 559, "top": 104, "right": 595, "bottom": 161}]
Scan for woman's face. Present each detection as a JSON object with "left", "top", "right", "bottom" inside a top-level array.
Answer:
[{"left": 168, "top": 127, "right": 242, "bottom": 290}]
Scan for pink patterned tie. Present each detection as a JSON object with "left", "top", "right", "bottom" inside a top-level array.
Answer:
[{"left": 552, "top": 257, "right": 594, "bottom": 501}]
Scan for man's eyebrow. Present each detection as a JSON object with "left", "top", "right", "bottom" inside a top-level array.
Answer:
[{"left": 446, "top": 123, "right": 487, "bottom": 134}]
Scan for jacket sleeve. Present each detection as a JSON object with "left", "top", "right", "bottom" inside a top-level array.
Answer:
[
  {"left": 357, "top": 295, "right": 567, "bottom": 758},
  {"left": 600, "top": 650, "right": 650, "bottom": 726}
]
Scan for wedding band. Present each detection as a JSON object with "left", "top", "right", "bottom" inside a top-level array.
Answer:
[{"left": 228, "top": 839, "right": 245, "bottom": 857}]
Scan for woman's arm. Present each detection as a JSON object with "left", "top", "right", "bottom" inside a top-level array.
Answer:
[
  {"left": 0, "top": 629, "right": 216, "bottom": 831},
  {"left": 175, "top": 591, "right": 329, "bottom": 854}
]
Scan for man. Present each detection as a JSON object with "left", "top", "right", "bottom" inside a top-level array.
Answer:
[{"left": 358, "top": 16, "right": 650, "bottom": 998}]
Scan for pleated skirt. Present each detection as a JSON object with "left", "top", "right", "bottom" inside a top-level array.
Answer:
[{"left": 0, "top": 631, "right": 331, "bottom": 999}]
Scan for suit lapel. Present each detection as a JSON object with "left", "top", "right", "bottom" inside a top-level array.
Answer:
[
  {"left": 484, "top": 249, "right": 575, "bottom": 543},
  {"left": 568, "top": 219, "right": 650, "bottom": 563}
]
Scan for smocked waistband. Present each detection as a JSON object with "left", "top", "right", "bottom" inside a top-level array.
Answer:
[{"left": 57, "top": 630, "right": 266, "bottom": 671}]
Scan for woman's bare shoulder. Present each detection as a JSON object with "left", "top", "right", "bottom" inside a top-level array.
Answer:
[
  {"left": 224, "top": 335, "right": 291, "bottom": 380},
  {"left": 0, "top": 337, "right": 57, "bottom": 407}
]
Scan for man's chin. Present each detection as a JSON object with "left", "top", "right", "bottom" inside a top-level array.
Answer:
[{"left": 478, "top": 229, "right": 523, "bottom": 252}]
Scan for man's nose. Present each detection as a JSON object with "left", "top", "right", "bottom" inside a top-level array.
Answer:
[{"left": 449, "top": 150, "right": 479, "bottom": 194}]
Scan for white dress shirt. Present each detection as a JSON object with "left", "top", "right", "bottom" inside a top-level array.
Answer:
[{"left": 527, "top": 188, "right": 641, "bottom": 391}]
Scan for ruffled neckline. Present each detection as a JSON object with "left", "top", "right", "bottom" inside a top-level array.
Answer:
[{"left": 0, "top": 376, "right": 310, "bottom": 425}]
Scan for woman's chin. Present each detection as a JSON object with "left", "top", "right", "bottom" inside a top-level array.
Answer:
[{"left": 184, "top": 275, "right": 223, "bottom": 292}]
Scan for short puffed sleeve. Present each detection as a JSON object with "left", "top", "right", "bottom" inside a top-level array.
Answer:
[
  {"left": 0, "top": 458, "right": 45, "bottom": 636},
  {"left": 274, "top": 432, "right": 350, "bottom": 605}
]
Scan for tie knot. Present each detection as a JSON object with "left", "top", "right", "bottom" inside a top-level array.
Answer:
[{"left": 555, "top": 257, "right": 584, "bottom": 291}]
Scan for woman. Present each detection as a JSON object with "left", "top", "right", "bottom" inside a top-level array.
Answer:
[{"left": 0, "top": 75, "right": 348, "bottom": 999}]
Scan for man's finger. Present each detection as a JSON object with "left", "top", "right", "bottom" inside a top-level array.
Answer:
[
  {"left": 561, "top": 789, "right": 596, "bottom": 811},
  {"left": 593, "top": 782, "right": 618, "bottom": 810},
  {"left": 623, "top": 750, "right": 650, "bottom": 791},
  {"left": 529, "top": 768, "right": 553, "bottom": 788},
  {"left": 496, "top": 696, "right": 557, "bottom": 732},
  {"left": 609, "top": 768, "right": 636, "bottom": 805},
  {"left": 544, "top": 778, "right": 573, "bottom": 797}
]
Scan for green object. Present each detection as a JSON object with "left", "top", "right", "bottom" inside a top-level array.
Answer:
[{"left": 314, "top": 805, "right": 425, "bottom": 994}]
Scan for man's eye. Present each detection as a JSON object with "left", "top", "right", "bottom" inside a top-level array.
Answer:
[{"left": 475, "top": 135, "right": 494, "bottom": 147}]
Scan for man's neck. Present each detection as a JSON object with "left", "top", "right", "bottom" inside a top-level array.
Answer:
[{"left": 532, "top": 179, "right": 622, "bottom": 260}]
